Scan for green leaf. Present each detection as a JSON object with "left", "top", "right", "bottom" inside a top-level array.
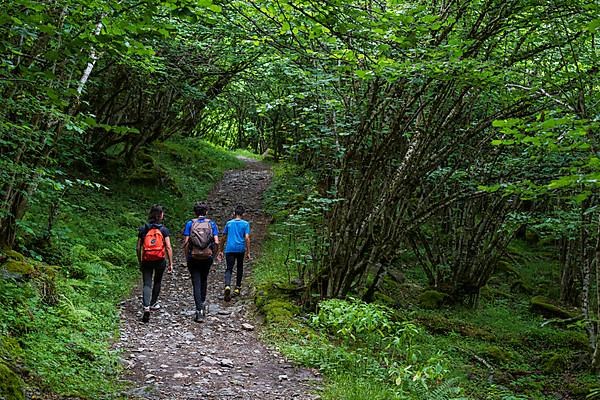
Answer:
[
  {"left": 492, "top": 119, "right": 520, "bottom": 128},
  {"left": 547, "top": 175, "right": 577, "bottom": 190},
  {"left": 587, "top": 18, "right": 600, "bottom": 32}
]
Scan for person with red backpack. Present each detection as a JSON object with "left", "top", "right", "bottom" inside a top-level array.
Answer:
[
  {"left": 136, "top": 204, "right": 173, "bottom": 323},
  {"left": 182, "top": 202, "right": 219, "bottom": 322}
]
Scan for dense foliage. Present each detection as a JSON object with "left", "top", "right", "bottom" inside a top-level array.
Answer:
[{"left": 1, "top": 0, "right": 600, "bottom": 397}]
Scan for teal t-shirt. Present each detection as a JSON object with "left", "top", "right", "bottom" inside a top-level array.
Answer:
[{"left": 223, "top": 219, "right": 250, "bottom": 253}]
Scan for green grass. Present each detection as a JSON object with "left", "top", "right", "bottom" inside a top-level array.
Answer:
[
  {"left": 322, "top": 374, "right": 404, "bottom": 400},
  {"left": 0, "top": 137, "right": 242, "bottom": 398},
  {"left": 232, "top": 148, "right": 263, "bottom": 160}
]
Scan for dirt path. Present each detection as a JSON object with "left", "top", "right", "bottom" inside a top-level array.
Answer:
[{"left": 116, "top": 159, "right": 321, "bottom": 399}]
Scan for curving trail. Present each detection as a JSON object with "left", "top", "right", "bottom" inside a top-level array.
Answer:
[{"left": 116, "top": 159, "right": 320, "bottom": 400}]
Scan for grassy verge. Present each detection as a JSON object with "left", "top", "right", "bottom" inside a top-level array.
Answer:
[
  {"left": 252, "top": 164, "right": 598, "bottom": 400},
  {"left": 0, "top": 138, "right": 243, "bottom": 398}
]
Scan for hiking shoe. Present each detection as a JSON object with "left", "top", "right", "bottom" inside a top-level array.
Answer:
[
  {"left": 195, "top": 307, "right": 207, "bottom": 323},
  {"left": 232, "top": 287, "right": 241, "bottom": 297},
  {"left": 224, "top": 286, "right": 231, "bottom": 302},
  {"left": 150, "top": 302, "right": 161, "bottom": 310},
  {"left": 142, "top": 307, "right": 150, "bottom": 323}
]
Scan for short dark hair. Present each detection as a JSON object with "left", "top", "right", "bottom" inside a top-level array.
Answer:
[
  {"left": 193, "top": 202, "right": 208, "bottom": 217},
  {"left": 148, "top": 204, "right": 163, "bottom": 223},
  {"left": 234, "top": 205, "right": 245, "bottom": 216}
]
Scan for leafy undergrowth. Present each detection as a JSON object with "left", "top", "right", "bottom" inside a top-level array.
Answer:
[
  {"left": 253, "top": 165, "right": 598, "bottom": 400},
  {"left": 0, "top": 138, "right": 242, "bottom": 398}
]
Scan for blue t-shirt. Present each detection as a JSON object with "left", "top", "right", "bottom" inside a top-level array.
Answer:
[
  {"left": 183, "top": 217, "right": 219, "bottom": 259},
  {"left": 223, "top": 219, "right": 250, "bottom": 253}
]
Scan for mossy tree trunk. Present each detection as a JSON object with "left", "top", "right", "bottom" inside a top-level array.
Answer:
[
  {"left": 590, "top": 213, "right": 600, "bottom": 372},
  {"left": 560, "top": 239, "right": 580, "bottom": 306}
]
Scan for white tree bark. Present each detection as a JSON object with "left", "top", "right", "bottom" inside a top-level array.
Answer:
[{"left": 76, "top": 18, "right": 104, "bottom": 95}]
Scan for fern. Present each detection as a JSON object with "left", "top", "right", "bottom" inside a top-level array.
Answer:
[{"left": 412, "top": 378, "right": 469, "bottom": 400}]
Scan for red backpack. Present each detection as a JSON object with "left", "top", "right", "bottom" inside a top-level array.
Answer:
[{"left": 142, "top": 225, "right": 166, "bottom": 262}]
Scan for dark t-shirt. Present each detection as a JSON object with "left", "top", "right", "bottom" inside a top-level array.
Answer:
[
  {"left": 138, "top": 223, "right": 170, "bottom": 267},
  {"left": 138, "top": 223, "right": 171, "bottom": 239}
]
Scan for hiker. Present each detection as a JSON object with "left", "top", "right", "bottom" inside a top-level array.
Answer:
[
  {"left": 182, "top": 202, "right": 219, "bottom": 322},
  {"left": 218, "top": 205, "right": 251, "bottom": 302},
  {"left": 136, "top": 204, "right": 173, "bottom": 323}
]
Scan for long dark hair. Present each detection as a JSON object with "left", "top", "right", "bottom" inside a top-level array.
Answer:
[{"left": 148, "top": 204, "right": 164, "bottom": 224}]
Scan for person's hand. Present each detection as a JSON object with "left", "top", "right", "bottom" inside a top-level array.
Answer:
[
  {"left": 167, "top": 264, "right": 173, "bottom": 273},
  {"left": 217, "top": 252, "right": 224, "bottom": 262},
  {"left": 245, "top": 252, "right": 251, "bottom": 261}
]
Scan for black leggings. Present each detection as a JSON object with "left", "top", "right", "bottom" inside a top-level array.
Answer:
[
  {"left": 141, "top": 260, "right": 166, "bottom": 307},
  {"left": 225, "top": 252, "right": 245, "bottom": 288},
  {"left": 188, "top": 258, "right": 213, "bottom": 310}
]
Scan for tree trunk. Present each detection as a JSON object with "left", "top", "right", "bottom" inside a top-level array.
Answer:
[{"left": 591, "top": 213, "right": 600, "bottom": 371}]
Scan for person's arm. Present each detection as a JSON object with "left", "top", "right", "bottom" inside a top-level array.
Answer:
[
  {"left": 219, "top": 233, "right": 226, "bottom": 257},
  {"left": 165, "top": 236, "right": 173, "bottom": 272},
  {"left": 182, "top": 220, "right": 191, "bottom": 257},
  {"left": 136, "top": 238, "right": 143, "bottom": 265},
  {"left": 182, "top": 236, "right": 189, "bottom": 257},
  {"left": 245, "top": 233, "right": 251, "bottom": 260}
]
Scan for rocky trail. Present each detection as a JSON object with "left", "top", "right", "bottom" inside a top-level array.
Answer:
[{"left": 116, "top": 159, "right": 321, "bottom": 400}]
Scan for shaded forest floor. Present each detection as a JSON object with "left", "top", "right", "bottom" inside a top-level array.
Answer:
[{"left": 116, "top": 158, "right": 321, "bottom": 399}]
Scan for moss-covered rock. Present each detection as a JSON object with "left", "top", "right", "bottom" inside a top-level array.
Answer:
[
  {"left": 255, "top": 287, "right": 300, "bottom": 325},
  {"left": 482, "top": 345, "right": 513, "bottom": 364},
  {"left": 4, "top": 250, "right": 26, "bottom": 262},
  {"left": 262, "top": 299, "right": 299, "bottom": 324},
  {"left": 4, "top": 260, "right": 34, "bottom": 276},
  {"left": 530, "top": 296, "right": 576, "bottom": 319},
  {"left": 0, "top": 336, "right": 24, "bottom": 360},
  {"left": 542, "top": 351, "right": 570, "bottom": 373},
  {"left": 0, "top": 362, "right": 25, "bottom": 400},
  {"left": 418, "top": 290, "right": 449, "bottom": 309}
]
